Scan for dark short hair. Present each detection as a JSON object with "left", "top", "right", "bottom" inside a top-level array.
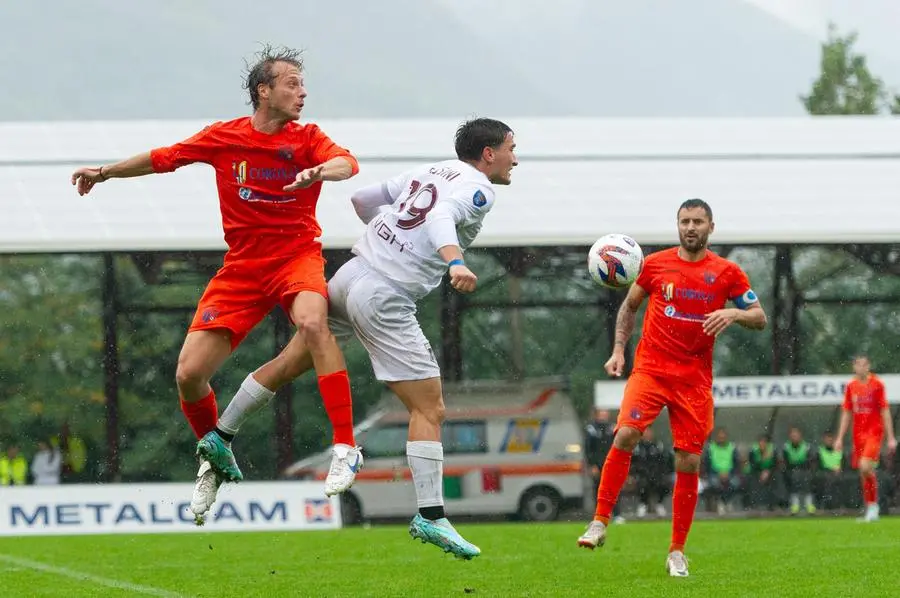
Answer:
[
  {"left": 853, "top": 354, "right": 870, "bottom": 362},
  {"left": 243, "top": 44, "right": 304, "bottom": 111},
  {"left": 455, "top": 118, "right": 513, "bottom": 162},
  {"left": 678, "top": 198, "right": 713, "bottom": 221}
]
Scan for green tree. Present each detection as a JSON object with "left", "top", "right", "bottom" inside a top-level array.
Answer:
[{"left": 801, "top": 24, "right": 886, "bottom": 115}]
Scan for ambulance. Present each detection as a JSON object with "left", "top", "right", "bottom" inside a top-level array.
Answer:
[{"left": 284, "top": 378, "right": 587, "bottom": 524}]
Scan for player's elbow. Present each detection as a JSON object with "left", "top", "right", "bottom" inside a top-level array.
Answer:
[
  {"left": 340, "top": 155, "right": 360, "bottom": 178},
  {"left": 744, "top": 307, "right": 768, "bottom": 330},
  {"left": 753, "top": 310, "right": 768, "bottom": 330}
]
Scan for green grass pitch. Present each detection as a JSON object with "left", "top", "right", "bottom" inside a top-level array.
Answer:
[{"left": 0, "top": 517, "right": 896, "bottom": 597}]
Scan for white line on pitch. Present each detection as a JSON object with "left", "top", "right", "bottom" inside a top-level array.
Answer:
[{"left": 0, "top": 553, "right": 183, "bottom": 597}]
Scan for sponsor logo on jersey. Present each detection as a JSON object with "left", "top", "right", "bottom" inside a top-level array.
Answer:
[
  {"left": 661, "top": 283, "right": 716, "bottom": 303},
  {"left": 664, "top": 304, "right": 705, "bottom": 322}
]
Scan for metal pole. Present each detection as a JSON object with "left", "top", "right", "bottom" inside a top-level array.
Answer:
[
  {"left": 101, "top": 253, "right": 120, "bottom": 482},
  {"left": 273, "top": 311, "right": 294, "bottom": 474},
  {"left": 440, "top": 279, "right": 463, "bottom": 381}
]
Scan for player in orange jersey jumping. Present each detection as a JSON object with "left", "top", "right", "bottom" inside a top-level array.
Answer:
[
  {"left": 71, "top": 45, "right": 362, "bottom": 522},
  {"left": 834, "top": 354, "right": 897, "bottom": 522},
  {"left": 577, "top": 198, "right": 768, "bottom": 577}
]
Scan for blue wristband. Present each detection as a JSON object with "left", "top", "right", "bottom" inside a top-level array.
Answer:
[{"left": 448, "top": 258, "right": 465, "bottom": 268}]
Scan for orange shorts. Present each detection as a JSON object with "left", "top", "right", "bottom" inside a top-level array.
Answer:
[
  {"left": 616, "top": 371, "right": 714, "bottom": 455},
  {"left": 189, "top": 247, "right": 327, "bottom": 348},
  {"left": 851, "top": 434, "right": 883, "bottom": 469}
]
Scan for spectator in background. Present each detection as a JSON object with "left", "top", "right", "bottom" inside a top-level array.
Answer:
[
  {"left": 632, "top": 427, "right": 673, "bottom": 518},
  {"left": 703, "top": 427, "right": 741, "bottom": 515},
  {"left": 815, "top": 430, "right": 845, "bottom": 510},
  {"left": 745, "top": 434, "right": 777, "bottom": 511},
  {"left": 781, "top": 426, "right": 815, "bottom": 515},
  {"left": 31, "top": 439, "right": 62, "bottom": 485},
  {"left": 584, "top": 408, "right": 625, "bottom": 523},
  {"left": 0, "top": 446, "right": 28, "bottom": 486}
]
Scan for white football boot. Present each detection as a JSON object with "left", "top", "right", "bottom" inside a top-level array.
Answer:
[
  {"left": 666, "top": 551, "right": 690, "bottom": 577},
  {"left": 576, "top": 520, "right": 607, "bottom": 550},
  {"left": 324, "top": 444, "right": 363, "bottom": 496},
  {"left": 190, "top": 460, "right": 222, "bottom": 526}
]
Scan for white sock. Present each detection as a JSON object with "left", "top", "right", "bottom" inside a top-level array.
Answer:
[
  {"left": 790, "top": 494, "right": 799, "bottom": 509},
  {"left": 804, "top": 494, "right": 814, "bottom": 508},
  {"left": 406, "top": 441, "right": 444, "bottom": 509},
  {"left": 217, "top": 374, "right": 275, "bottom": 436}
]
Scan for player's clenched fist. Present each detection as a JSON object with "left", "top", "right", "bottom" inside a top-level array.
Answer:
[
  {"left": 284, "top": 164, "right": 325, "bottom": 191},
  {"left": 449, "top": 264, "right": 477, "bottom": 293},
  {"left": 71, "top": 167, "right": 106, "bottom": 196},
  {"left": 604, "top": 352, "right": 625, "bottom": 378}
]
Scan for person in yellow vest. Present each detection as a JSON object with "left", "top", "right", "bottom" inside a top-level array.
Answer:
[
  {"left": 0, "top": 446, "right": 29, "bottom": 486},
  {"left": 780, "top": 426, "right": 815, "bottom": 515},
  {"left": 745, "top": 434, "right": 777, "bottom": 511},
  {"left": 815, "top": 430, "right": 845, "bottom": 510},
  {"left": 702, "top": 428, "right": 741, "bottom": 515}
]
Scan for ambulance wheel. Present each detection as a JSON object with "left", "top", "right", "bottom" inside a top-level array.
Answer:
[{"left": 518, "top": 486, "right": 561, "bottom": 522}]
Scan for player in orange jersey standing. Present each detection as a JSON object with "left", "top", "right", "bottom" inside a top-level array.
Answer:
[
  {"left": 834, "top": 354, "right": 897, "bottom": 522},
  {"left": 577, "top": 198, "right": 768, "bottom": 577},
  {"left": 71, "top": 46, "right": 362, "bottom": 521}
]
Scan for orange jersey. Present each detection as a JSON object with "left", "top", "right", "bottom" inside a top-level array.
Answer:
[
  {"left": 150, "top": 117, "right": 359, "bottom": 258},
  {"left": 843, "top": 374, "right": 887, "bottom": 437},
  {"left": 633, "top": 247, "right": 755, "bottom": 387}
]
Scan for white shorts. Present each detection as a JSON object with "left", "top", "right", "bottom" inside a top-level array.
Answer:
[{"left": 327, "top": 256, "right": 441, "bottom": 382}]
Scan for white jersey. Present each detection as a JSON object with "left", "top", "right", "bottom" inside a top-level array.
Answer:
[{"left": 352, "top": 159, "right": 496, "bottom": 299}]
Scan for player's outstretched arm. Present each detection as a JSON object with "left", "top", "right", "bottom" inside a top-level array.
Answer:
[
  {"left": 284, "top": 157, "right": 356, "bottom": 191},
  {"left": 71, "top": 152, "right": 155, "bottom": 196},
  {"left": 605, "top": 284, "right": 648, "bottom": 377}
]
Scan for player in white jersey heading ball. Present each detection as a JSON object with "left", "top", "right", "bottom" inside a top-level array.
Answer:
[{"left": 194, "top": 118, "right": 516, "bottom": 558}]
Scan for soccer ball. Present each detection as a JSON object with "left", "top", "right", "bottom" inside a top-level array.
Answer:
[{"left": 588, "top": 234, "right": 643, "bottom": 289}]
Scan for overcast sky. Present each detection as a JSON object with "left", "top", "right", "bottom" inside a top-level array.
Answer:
[{"left": 2, "top": 0, "right": 898, "bottom": 120}]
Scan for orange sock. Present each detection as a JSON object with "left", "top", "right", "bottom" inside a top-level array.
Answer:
[
  {"left": 863, "top": 473, "right": 878, "bottom": 505},
  {"left": 180, "top": 390, "right": 218, "bottom": 439},
  {"left": 670, "top": 471, "right": 699, "bottom": 553},
  {"left": 593, "top": 447, "right": 632, "bottom": 524},
  {"left": 318, "top": 370, "right": 355, "bottom": 446}
]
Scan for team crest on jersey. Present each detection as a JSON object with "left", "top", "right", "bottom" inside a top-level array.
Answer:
[
  {"left": 473, "top": 190, "right": 487, "bottom": 208},
  {"left": 232, "top": 160, "right": 248, "bottom": 184},
  {"left": 703, "top": 271, "right": 717, "bottom": 285},
  {"left": 277, "top": 146, "right": 294, "bottom": 161},
  {"left": 662, "top": 282, "right": 674, "bottom": 302}
]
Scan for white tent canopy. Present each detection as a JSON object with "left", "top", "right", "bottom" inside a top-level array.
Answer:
[{"left": 4, "top": 117, "right": 900, "bottom": 253}]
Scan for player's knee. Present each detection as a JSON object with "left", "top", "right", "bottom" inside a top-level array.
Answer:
[
  {"left": 410, "top": 395, "right": 445, "bottom": 428},
  {"left": 613, "top": 427, "right": 641, "bottom": 451},
  {"left": 294, "top": 314, "right": 330, "bottom": 346},
  {"left": 674, "top": 451, "right": 701, "bottom": 473},
  {"left": 421, "top": 399, "right": 446, "bottom": 427},
  {"left": 175, "top": 359, "right": 209, "bottom": 396}
]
